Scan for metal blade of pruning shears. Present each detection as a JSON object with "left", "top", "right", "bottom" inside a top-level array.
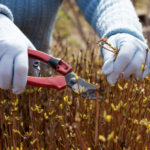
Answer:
[{"left": 65, "top": 71, "right": 104, "bottom": 99}]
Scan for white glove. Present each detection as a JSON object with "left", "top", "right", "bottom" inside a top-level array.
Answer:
[
  {"left": 0, "top": 14, "right": 39, "bottom": 94},
  {"left": 102, "top": 33, "right": 149, "bottom": 84}
]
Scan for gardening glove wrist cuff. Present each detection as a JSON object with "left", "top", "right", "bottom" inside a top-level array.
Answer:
[{"left": 0, "top": 4, "right": 13, "bottom": 21}]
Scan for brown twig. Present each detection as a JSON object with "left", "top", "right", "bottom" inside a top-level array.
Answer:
[
  {"left": 139, "top": 48, "right": 149, "bottom": 84},
  {"left": 94, "top": 84, "right": 99, "bottom": 147}
]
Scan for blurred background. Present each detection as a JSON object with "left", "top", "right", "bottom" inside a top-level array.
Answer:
[{"left": 52, "top": 0, "right": 150, "bottom": 52}]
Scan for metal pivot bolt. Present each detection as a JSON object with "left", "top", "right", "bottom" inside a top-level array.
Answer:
[{"left": 70, "top": 78, "right": 77, "bottom": 84}]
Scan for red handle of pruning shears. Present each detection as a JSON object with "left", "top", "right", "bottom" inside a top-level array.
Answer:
[
  {"left": 27, "top": 76, "right": 66, "bottom": 91},
  {"left": 27, "top": 49, "right": 72, "bottom": 91},
  {"left": 28, "top": 49, "right": 72, "bottom": 75}
]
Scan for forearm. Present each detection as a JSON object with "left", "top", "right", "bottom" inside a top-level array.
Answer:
[
  {"left": 76, "top": 0, "right": 145, "bottom": 53},
  {"left": 0, "top": 4, "right": 13, "bottom": 21}
]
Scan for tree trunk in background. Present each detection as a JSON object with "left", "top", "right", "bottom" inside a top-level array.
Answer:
[
  {"left": 146, "top": 0, "right": 150, "bottom": 26},
  {"left": 145, "top": 0, "right": 150, "bottom": 47},
  {"left": 132, "top": 0, "right": 136, "bottom": 6}
]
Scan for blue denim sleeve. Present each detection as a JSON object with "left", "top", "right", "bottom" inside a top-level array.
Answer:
[
  {"left": 76, "top": 0, "right": 145, "bottom": 43},
  {"left": 0, "top": 4, "right": 13, "bottom": 21}
]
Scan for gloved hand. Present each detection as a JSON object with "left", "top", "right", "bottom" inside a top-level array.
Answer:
[
  {"left": 0, "top": 14, "right": 39, "bottom": 94},
  {"left": 102, "top": 33, "right": 149, "bottom": 84}
]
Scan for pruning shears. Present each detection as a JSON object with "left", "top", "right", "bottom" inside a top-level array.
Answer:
[{"left": 27, "top": 49, "right": 104, "bottom": 99}]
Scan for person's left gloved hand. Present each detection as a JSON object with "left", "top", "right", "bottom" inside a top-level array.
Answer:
[
  {"left": 0, "top": 14, "right": 39, "bottom": 94},
  {"left": 101, "top": 33, "right": 150, "bottom": 84}
]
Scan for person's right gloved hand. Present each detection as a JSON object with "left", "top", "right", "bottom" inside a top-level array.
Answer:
[
  {"left": 102, "top": 33, "right": 150, "bottom": 84},
  {"left": 0, "top": 14, "right": 39, "bottom": 94}
]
